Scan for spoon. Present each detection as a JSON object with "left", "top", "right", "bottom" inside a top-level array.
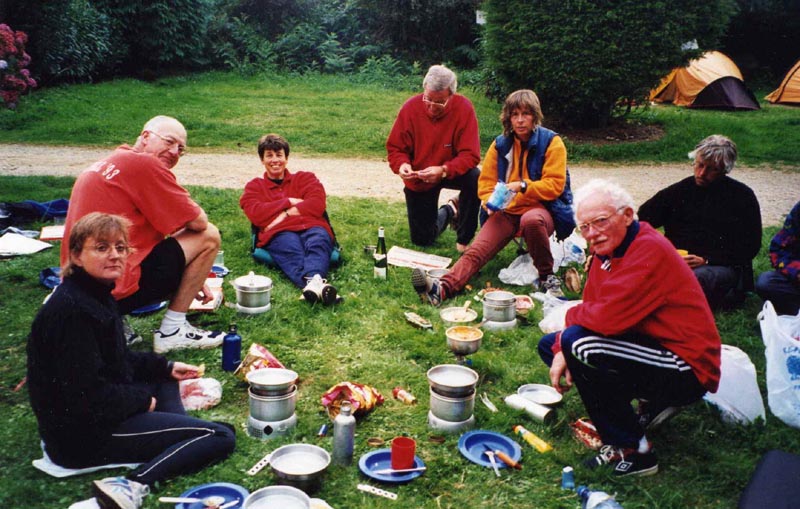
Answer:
[{"left": 159, "top": 495, "right": 227, "bottom": 506}]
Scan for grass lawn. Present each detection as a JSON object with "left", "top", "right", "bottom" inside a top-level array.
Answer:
[
  {"left": 0, "top": 71, "right": 798, "bottom": 167},
  {"left": 1, "top": 175, "right": 796, "bottom": 509}
]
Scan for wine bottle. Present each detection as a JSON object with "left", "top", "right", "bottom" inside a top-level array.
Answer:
[{"left": 374, "top": 227, "right": 387, "bottom": 279}]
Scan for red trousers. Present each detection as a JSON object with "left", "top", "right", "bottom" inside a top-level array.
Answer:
[{"left": 440, "top": 205, "right": 555, "bottom": 296}]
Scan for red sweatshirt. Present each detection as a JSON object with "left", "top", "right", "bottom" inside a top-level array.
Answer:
[
  {"left": 240, "top": 169, "right": 333, "bottom": 247},
  {"left": 386, "top": 93, "right": 480, "bottom": 192},
  {"left": 564, "top": 222, "right": 721, "bottom": 392}
]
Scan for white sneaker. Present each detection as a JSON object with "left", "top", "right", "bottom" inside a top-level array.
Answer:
[
  {"left": 153, "top": 322, "right": 223, "bottom": 354},
  {"left": 92, "top": 477, "right": 149, "bottom": 509},
  {"left": 302, "top": 274, "right": 338, "bottom": 305}
]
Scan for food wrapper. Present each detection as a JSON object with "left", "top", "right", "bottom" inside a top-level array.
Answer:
[
  {"left": 570, "top": 418, "right": 603, "bottom": 450},
  {"left": 321, "top": 381, "right": 384, "bottom": 419},
  {"left": 179, "top": 377, "right": 222, "bottom": 410},
  {"left": 233, "top": 343, "right": 285, "bottom": 381}
]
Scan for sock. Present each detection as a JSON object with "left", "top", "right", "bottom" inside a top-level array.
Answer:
[
  {"left": 637, "top": 435, "right": 651, "bottom": 453},
  {"left": 159, "top": 309, "right": 186, "bottom": 333}
]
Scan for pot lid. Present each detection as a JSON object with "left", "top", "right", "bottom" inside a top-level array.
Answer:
[{"left": 233, "top": 271, "right": 272, "bottom": 290}]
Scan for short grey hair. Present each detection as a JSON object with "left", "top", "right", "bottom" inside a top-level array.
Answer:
[
  {"left": 688, "top": 134, "right": 737, "bottom": 174},
  {"left": 573, "top": 178, "right": 637, "bottom": 221},
  {"left": 423, "top": 65, "right": 457, "bottom": 94}
]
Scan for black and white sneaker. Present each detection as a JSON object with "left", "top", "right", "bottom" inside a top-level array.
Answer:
[
  {"left": 302, "top": 274, "right": 339, "bottom": 305},
  {"left": 637, "top": 400, "right": 682, "bottom": 430},
  {"left": 612, "top": 449, "right": 659, "bottom": 477},
  {"left": 583, "top": 443, "right": 659, "bottom": 477},
  {"left": 122, "top": 317, "right": 142, "bottom": 347}
]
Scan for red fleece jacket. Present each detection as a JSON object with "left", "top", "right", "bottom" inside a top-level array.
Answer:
[
  {"left": 240, "top": 169, "right": 333, "bottom": 247},
  {"left": 386, "top": 93, "right": 480, "bottom": 192}
]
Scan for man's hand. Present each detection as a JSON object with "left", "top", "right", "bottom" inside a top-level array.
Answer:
[
  {"left": 549, "top": 351, "right": 573, "bottom": 394},
  {"left": 195, "top": 283, "right": 213, "bottom": 304},
  {"left": 171, "top": 361, "right": 203, "bottom": 381},
  {"left": 417, "top": 165, "right": 446, "bottom": 184},
  {"left": 398, "top": 163, "right": 417, "bottom": 181},
  {"left": 683, "top": 253, "right": 707, "bottom": 269},
  {"left": 288, "top": 198, "right": 303, "bottom": 206}
]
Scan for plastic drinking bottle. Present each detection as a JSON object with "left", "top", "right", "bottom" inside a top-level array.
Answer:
[
  {"left": 332, "top": 401, "right": 356, "bottom": 466},
  {"left": 513, "top": 424, "right": 553, "bottom": 453},
  {"left": 221, "top": 324, "right": 241, "bottom": 372},
  {"left": 374, "top": 227, "right": 387, "bottom": 279},
  {"left": 576, "top": 486, "right": 624, "bottom": 509}
]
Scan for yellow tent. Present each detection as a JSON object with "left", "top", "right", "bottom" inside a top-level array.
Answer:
[
  {"left": 766, "top": 60, "right": 800, "bottom": 105},
  {"left": 650, "top": 51, "right": 743, "bottom": 106}
]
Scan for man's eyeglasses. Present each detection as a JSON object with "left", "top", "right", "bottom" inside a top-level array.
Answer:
[
  {"left": 422, "top": 95, "right": 449, "bottom": 108},
  {"left": 577, "top": 207, "right": 626, "bottom": 235},
  {"left": 148, "top": 131, "right": 187, "bottom": 155},
  {"left": 91, "top": 243, "right": 130, "bottom": 255}
]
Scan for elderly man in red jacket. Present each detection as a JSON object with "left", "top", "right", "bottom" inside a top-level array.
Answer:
[
  {"left": 538, "top": 179, "right": 721, "bottom": 478},
  {"left": 386, "top": 64, "right": 481, "bottom": 253}
]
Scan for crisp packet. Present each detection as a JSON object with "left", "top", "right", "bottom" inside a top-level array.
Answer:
[
  {"left": 570, "top": 418, "right": 603, "bottom": 450},
  {"left": 321, "top": 381, "right": 384, "bottom": 420},
  {"left": 233, "top": 343, "right": 285, "bottom": 381}
]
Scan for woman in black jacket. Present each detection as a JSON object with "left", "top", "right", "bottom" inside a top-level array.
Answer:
[{"left": 27, "top": 212, "right": 235, "bottom": 509}]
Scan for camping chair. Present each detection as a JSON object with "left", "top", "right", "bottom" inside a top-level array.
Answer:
[{"left": 250, "top": 211, "right": 342, "bottom": 268}]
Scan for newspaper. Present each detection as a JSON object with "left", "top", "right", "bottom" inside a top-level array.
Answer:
[{"left": 387, "top": 245, "right": 451, "bottom": 270}]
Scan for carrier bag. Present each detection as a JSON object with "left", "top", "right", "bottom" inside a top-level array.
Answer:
[{"left": 759, "top": 300, "right": 800, "bottom": 428}]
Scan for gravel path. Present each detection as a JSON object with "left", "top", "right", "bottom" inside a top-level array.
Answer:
[{"left": 1, "top": 143, "right": 796, "bottom": 226}]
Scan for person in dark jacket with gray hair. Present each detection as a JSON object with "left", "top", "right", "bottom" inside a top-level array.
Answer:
[
  {"left": 638, "top": 134, "right": 762, "bottom": 310},
  {"left": 27, "top": 212, "right": 235, "bottom": 509}
]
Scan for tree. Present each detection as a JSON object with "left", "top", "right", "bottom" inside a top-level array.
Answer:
[{"left": 481, "top": 0, "right": 736, "bottom": 128}]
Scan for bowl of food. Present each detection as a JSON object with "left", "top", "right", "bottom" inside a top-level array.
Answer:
[
  {"left": 440, "top": 305, "right": 478, "bottom": 327},
  {"left": 445, "top": 326, "right": 483, "bottom": 356}
]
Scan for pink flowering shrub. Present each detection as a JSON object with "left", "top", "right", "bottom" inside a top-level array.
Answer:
[{"left": 0, "top": 24, "right": 37, "bottom": 109}]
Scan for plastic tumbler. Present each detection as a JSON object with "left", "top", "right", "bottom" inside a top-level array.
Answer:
[{"left": 390, "top": 436, "right": 416, "bottom": 470}]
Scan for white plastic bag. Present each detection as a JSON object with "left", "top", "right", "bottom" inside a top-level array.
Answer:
[
  {"left": 179, "top": 377, "right": 222, "bottom": 411},
  {"left": 533, "top": 292, "right": 582, "bottom": 333},
  {"left": 703, "top": 345, "right": 766, "bottom": 425},
  {"left": 759, "top": 300, "right": 800, "bottom": 428},
  {"left": 498, "top": 253, "right": 539, "bottom": 286}
]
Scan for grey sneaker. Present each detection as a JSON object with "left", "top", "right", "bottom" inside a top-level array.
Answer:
[
  {"left": 92, "top": 477, "right": 150, "bottom": 509},
  {"left": 424, "top": 279, "right": 445, "bottom": 307},
  {"left": 542, "top": 273, "right": 565, "bottom": 298},
  {"left": 153, "top": 322, "right": 223, "bottom": 354},
  {"left": 411, "top": 267, "right": 428, "bottom": 298},
  {"left": 122, "top": 317, "right": 142, "bottom": 347}
]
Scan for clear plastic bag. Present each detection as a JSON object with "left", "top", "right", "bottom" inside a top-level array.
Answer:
[
  {"left": 703, "top": 345, "right": 765, "bottom": 425},
  {"left": 759, "top": 301, "right": 800, "bottom": 428},
  {"left": 179, "top": 378, "right": 222, "bottom": 411}
]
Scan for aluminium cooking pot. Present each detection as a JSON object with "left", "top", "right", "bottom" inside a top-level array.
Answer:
[
  {"left": 265, "top": 443, "right": 330, "bottom": 494},
  {"left": 482, "top": 290, "right": 516, "bottom": 323},
  {"left": 243, "top": 485, "right": 310, "bottom": 509},
  {"left": 429, "top": 387, "right": 475, "bottom": 422},
  {"left": 427, "top": 364, "right": 479, "bottom": 398},
  {"left": 232, "top": 271, "right": 273, "bottom": 309},
  {"left": 246, "top": 368, "right": 299, "bottom": 396},
  {"left": 248, "top": 385, "right": 298, "bottom": 422}
]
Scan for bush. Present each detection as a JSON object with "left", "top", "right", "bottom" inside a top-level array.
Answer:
[
  {"left": 209, "top": 14, "right": 277, "bottom": 76},
  {"left": 0, "top": 23, "right": 37, "bottom": 108},
  {"left": 481, "top": 0, "right": 736, "bottom": 128},
  {"left": 37, "top": 0, "right": 114, "bottom": 82}
]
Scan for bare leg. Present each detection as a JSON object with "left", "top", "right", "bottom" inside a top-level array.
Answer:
[{"left": 169, "top": 223, "right": 221, "bottom": 313}]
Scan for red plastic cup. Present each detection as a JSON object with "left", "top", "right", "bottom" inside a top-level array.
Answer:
[{"left": 390, "top": 436, "right": 416, "bottom": 470}]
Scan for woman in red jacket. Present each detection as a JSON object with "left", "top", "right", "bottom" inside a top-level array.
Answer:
[{"left": 240, "top": 134, "right": 339, "bottom": 305}]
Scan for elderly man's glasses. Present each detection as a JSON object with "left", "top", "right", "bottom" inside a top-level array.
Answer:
[
  {"left": 148, "top": 130, "right": 186, "bottom": 155},
  {"left": 91, "top": 243, "right": 130, "bottom": 255},
  {"left": 577, "top": 207, "right": 626, "bottom": 235},
  {"left": 422, "top": 95, "right": 449, "bottom": 108}
]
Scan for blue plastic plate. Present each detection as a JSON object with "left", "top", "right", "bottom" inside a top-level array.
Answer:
[
  {"left": 175, "top": 482, "right": 249, "bottom": 509},
  {"left": 129, "top": 300, "right": 168, "bottom": 315},
  {"left": 211, "top": 265, "right": 230, "bottom": 277},
  {"left": 457, "top": 430, "right": 522, "bottom": 469},
  {"left": 358, "top": 448, "right": 425, "bottom": 483}
]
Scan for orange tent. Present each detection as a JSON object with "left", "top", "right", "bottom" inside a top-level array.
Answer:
[
  {"left": 650, "top": 51, "right": 743, "bottom": 106},
  {"left": 766, "top": 60, "right": 800, "bottom": 105}
]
